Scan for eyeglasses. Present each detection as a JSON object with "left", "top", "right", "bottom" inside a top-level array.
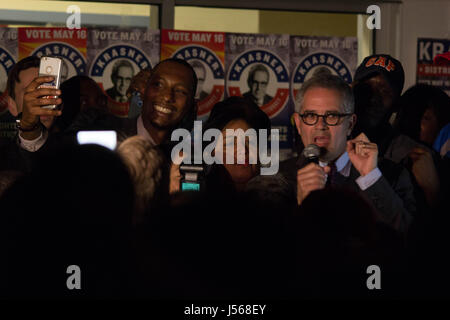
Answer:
[{"left": 298, "top": 112, "right": 353, "bottom": 126}]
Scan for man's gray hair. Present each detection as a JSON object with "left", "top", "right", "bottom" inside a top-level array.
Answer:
[{"left": 294, "top": 74, "right": 354, "bottom": 114}]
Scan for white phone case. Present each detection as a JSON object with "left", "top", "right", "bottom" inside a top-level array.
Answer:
[{"left": 39, "top": 56, "right": 62, "bottom": 109}]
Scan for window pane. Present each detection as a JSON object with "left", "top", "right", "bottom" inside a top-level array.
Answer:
[
  {"left": 175, "top": 7, "right": 372, "bottom": 62},
  {"left": 175, "top": 6, "right": 260, "bottom": 33},
  {"left": 0, "top": 1, "right": 157, "bottom": 29}
]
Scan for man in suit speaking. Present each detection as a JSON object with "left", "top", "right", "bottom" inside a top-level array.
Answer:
[{"left": 279, "top": 74, "right": 416, "bottom": 234}]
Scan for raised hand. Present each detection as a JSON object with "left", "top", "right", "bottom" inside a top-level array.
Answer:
[
  {"left": 409, "top": 147, "right": 440, "bottom": 206},
  {"left": 347, "top": 132, "right": 378, "bottom": 176},
  {"left": 20, "top": 76, "right": 62, "bottom": 139}
]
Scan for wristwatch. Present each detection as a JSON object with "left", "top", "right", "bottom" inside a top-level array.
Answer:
[{"left": 15, "top": 114, "right": 44, "bottom": 132}]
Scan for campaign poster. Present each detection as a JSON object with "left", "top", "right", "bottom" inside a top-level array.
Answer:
[
  {"left": 225, "top": 33, "right": 291, "bottom": 152},
  {"left": 290, "top": 36, "right": 358, "bottom": 103},
  {"left": 417, "top": 38, "right": 450, "bottom": 95},
  {"left": 161, "top": 29, "right": 225, "bottom": 121},
  {"left": 0, "top": 28, "right": 18, "bottom": 140},
  {"left": 0, "top": 28, "right": 17, "bottom": 114},
  {"left": 88, "top": 28, "right": 160, "bottom": 117},
  {"left": 19, "top": 27, "right": 87, "bottom": 84}
]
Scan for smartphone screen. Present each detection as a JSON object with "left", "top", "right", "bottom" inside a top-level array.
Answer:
[
  {"left": 181, "top": 181, "right": 201, "bottom": 191},
  {"left": 76, "top": 131, "right": 117, "bottom": 150}
]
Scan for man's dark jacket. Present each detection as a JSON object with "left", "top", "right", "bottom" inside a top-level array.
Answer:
[{"left": 278, "top": 153, "right": 416, "bottom": 234}]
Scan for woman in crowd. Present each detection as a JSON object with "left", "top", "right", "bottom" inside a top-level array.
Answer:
[
  {"left": 202, "top": 96, "right": 272, "bottom": 193},
  {"left": 395, "top": 84, "right": 450, "bottom": 147}
]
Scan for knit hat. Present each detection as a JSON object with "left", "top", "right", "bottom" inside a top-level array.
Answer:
[{"left": 354, "top": 54, "right": 405, "bottom": 96}]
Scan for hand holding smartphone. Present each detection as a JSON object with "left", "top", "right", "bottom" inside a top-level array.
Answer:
[{"left": 38, "top": 56, "right": 62, "bottom": 110}]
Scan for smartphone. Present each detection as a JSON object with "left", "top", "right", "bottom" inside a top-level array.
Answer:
[
  {"left": 76, "top": 130, "right": 117, "bottom": 150},
  {"left": 39, "top": 56, "right": 62, "bottom": 109}
]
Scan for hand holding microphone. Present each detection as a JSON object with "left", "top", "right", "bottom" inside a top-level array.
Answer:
[
  {"left": 303, "top": 143, "right": 320, "bottom": 164},
  {"left": 296, "top": 144, "right": 331, "bottom": 205}
]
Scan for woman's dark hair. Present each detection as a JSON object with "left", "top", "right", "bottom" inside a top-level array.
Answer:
[
  {"left": 204, "top": 96, "right": 271, "bottom": 133},
  {"left": 202, "top": 97, "right": 271, "bottom": 195},
  {"left": 395, "top": 84, "right": 450, "bottom": 142}
]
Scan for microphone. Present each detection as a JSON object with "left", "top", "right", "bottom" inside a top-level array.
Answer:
[{"left": 303, "top": 144, "right": 320, "bottom": 164}]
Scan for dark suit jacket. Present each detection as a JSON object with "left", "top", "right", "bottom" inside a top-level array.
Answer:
[
  {"left": 66, "top": 108, "right": 138, "bottom": 141},
  {"left": 106, "top": 87, "right": 125, "bottom": 102},
  {"left": 278, "top": 154, "right": 416, "bottom": 234}
]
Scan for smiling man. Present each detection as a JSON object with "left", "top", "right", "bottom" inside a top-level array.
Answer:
[
  {"left": 140, "top": 58, "right": 197, "bottom": 145},
  {"left": 279, "top": 74, "right": 416, "bottom": 233},
  {"left": 17, "top": 58, "right": 198, "bottom": 152}
]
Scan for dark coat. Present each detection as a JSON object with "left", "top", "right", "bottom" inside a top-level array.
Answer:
[{"left": 278, "top": 153, "right": 416, "bottom": 234}]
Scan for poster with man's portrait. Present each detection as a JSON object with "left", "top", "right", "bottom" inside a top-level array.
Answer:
[
  {"left": 87, "top": 27, "right": 160, "bottom": 117},
  {"left": 18, "top": 27, "right": 88, "bottom": 86},
  {"left": 0, "top": 28, "right": 18, "bottom": 141},
  {"left": 289, "top": 35, "right": 358, "bottom": 102},
  {"left": 0, "top": 28, "right": 17, "bottom": 115},
  {"left": 161, "top": 29, "right": 225, "bottom": 121},
  {"left": 225, "top": 33, "right": 292, "bottom": 151}
]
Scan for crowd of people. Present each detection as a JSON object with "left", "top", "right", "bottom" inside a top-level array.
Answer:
[{"left": 0, "top": 53, "right": 449, "bottom": 299}]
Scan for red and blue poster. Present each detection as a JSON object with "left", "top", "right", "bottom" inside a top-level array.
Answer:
[
  {"left": 0, "top": 28, "right": 17, "bottom": 114},
  {"left": 417, "top": 38, "right": 450, "bottom": 96},
  {"left": 88, "top": 27, "right": 160, "bottom": 117},
  {"left": 19, "top": 27, "right": 87, "bottom": 83},
  {"left": 225, "top": 33, "right": 291, "bottom": 152},
  {"left": 161, "top": 29, "right": 225, "bottom": 121}
]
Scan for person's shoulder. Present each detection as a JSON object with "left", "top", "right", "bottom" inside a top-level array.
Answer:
[
  {"left": 377, "top": 156, "right": 411, "bottom": 186},
  {"left": 393, "top": 133, "right": 430, "bottom": 151},
  {"left": 280, "top": 156, "right": 298, "bottom": 168},
  {"left": 385, "top": 132, "right": 431, "bottom": 163},
  {"left": 279, "top": 156, "right": 299, "bottom": 179}
]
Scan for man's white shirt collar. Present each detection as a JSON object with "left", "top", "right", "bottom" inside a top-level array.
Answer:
[
  {"left": 136, "top": 115, "right": 156, "bottom": 146},
  {"left": 319, "top": 152, "right": 351, "bottom": 177},
  {"left": 318, "top": 151, "right": 382, "bottom": 190}
]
